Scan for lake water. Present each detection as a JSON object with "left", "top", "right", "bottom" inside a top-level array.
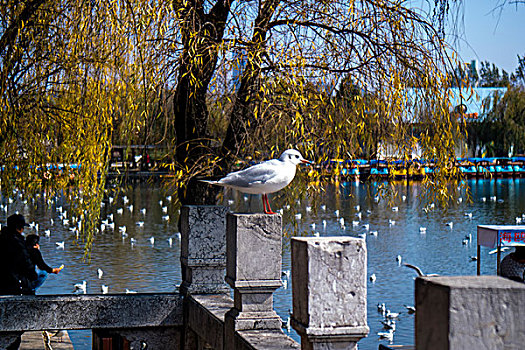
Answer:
[{"left": 3, "top": 178, "right": 525, "bottom": 349}]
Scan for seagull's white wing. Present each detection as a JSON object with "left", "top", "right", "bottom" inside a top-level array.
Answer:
[{"left": 218, "top": 160, "right": 281, "bottom": 188}]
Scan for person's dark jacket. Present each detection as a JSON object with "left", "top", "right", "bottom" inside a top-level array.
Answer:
[
  {"left": 0, "top": 226, "right": 37, "bottom": 295},
  {"left": 28, "top": 247, "right": 53, "bottom": 273}
]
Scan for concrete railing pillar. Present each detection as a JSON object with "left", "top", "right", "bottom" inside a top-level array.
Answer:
[
  {"left": 291, "top": 237, "right": 369, "bottom": 350},
  {"left": 416, "top": 276, "right": 525, "bottom": 350},
  {"left": 224, "top": 213, "right": 283, "bottom": 338},
  {"left": 180, "top": 205, "right": 230, "bottom": 295}
]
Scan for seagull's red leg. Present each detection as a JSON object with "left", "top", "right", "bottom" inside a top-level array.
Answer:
[
  {"left": 262, "top": 194, "right": 268, "bottom": 213},
  {"left": 264, "top": 194, "right": 276, "bottom": 214}
]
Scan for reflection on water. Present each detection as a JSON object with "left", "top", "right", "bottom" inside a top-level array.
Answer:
[{"left": 2, "top": 179, "right": 524, "bottom": 349}]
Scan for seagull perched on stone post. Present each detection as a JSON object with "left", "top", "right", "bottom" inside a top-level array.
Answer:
[{"left": 202, "top": 149, "right": 312, "bottom": 214}]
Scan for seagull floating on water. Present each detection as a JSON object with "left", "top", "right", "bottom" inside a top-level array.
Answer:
[
  {"left": 97, "top": 268, "right": 103, "bottom": 279},
  {"left": 202, "top": 149, "right": 312, "bottom": 214},
  {"left": 377, "top": 329, "right": 394, "bottom": 341},
  {"left": 404, "top": 305, "right": 416, "bottom": 314},
  {"left": 101, "top": 285, "right": 109, "bottom": 294},
  {"left": 56, "top": 241, "right": 65, "bottom": 249},
  {"left": 73, "top": 280, "right": 87, "bottom": 294},
  {"left": 396, "top": 255, "right": 402, "bottom": 265}
]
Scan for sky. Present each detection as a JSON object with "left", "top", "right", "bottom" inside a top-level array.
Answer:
[{"left": 453, "top": 0, "right": 525, "bottom": 73}]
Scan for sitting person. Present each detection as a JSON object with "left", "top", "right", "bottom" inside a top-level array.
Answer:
[
  {"left": 25, "top": 234, "right": 63, "bottom": 292},
  {"left": 500, "top": 246, "right": 525, "bottom": 282}
]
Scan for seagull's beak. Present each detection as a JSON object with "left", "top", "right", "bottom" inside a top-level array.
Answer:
[{"left": 301, "top": 159, "right": 314, "bottom": 165}]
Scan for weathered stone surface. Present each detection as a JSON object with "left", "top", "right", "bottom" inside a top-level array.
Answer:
[
  {"left": 226, "top": 213, "right": 282, "bottom": 285},
  {"left": 291, "top": 237, "right": 368, "bottom": 330},
  {"left": 416, "top": 276, "right": 525, "bottom": 350},
  {"left": 187, "top": 294, "right": 234, "bottom": 350},
  {"left": 236, "top": 329, "right": 300, "bottom": 350},
  {"left": 108, "top": 327, "right": 181, "bottom": 350},
  {"left": 0, "top": 294, "right": 183, "bottom": 331},
  {"left": 225, "top": 213, "right": 284, "bottom": 339},
  {"left": 180, "top": 205, "right": 230, "bottom": 294},
  {"left": 299, "top": 338, "right": 357, "bottom": 350}
]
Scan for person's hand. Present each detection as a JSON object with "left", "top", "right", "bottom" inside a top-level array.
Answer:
[{"left": 53, "top": 265, "right": 65, "bottom": 274}]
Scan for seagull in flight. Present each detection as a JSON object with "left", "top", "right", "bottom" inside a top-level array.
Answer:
[{"left": 202, "top": 149, "right": 312, "bottom": 214}]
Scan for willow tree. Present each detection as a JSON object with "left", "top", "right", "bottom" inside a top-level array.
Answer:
[
  {"left": 171, "top": 0, "right": 464, "bottom": 206},
  {"left": 1, "top": 0, "right": 465, "bottom": 247},
  {"left": 0, "top": 0, "right": 172, "bottom": 249}
]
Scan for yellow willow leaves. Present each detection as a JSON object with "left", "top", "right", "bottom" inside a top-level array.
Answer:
[{"left": 0, "top": 0, "right": 174, "bottom": 253}]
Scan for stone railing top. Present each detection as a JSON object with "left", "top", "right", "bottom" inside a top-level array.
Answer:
[
  {"left": 418, "top": 275, "right": 525, "bottom": 289},
  {"left": 0, "top": 293, "right": 183, "bottom": 331},
  {"left": 292, "top": 236, "right": 361, "bottom": 243}
]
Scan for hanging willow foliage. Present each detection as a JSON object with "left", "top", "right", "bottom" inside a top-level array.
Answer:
[
  {"left": 0, "top": 0, "right": 173, "bottom": 251},
  {"left": 1, "top": 0, "right": 468, "bottom": 250}
]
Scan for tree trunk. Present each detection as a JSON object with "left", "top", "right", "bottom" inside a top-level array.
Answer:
[{"left": 173, "top": 0, "right": 231, "bottom": 205}]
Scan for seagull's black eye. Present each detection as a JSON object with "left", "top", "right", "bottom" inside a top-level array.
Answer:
[{"left": 295, "top": 155, "right": 299, "bottom": 159}]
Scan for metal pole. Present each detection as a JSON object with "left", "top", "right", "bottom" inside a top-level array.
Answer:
[
  {"left": 477, "top": 244, "right": 481, "bottom": 275},
  {"left": 496, "top": 242, "right": 501, "bottom": 276}
]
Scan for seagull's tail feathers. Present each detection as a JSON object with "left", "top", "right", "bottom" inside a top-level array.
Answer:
[{"left": 199, "top": 179, "right": 221, "bottom": 186}]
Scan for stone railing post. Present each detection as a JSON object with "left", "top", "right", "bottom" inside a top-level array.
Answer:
[
  {"left": 291, "top": 237, "right": 369, "bottom": 350},
  {"left": 416, "top": 275, "right": 525, "bottom": 350},
  {"left": 179, "top": 205, "right": 230, "bottom": 295},
  {"left": 224, "top": 213, "right": 283, "bottom": 347}
]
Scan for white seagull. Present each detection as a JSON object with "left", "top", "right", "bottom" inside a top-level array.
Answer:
[
  {"left": 73, "top": 280, "right": 87, "bottom": 294},
  {"left": 97, "top": 268, "right": 103, "bottom": 279},
  {"left": 201, "top": 149, "right": 312, "bottom": 214}
]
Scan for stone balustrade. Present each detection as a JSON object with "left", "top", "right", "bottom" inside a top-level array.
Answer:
[{"left": 1, "top": 205, "right": 522, "bottom": 350}]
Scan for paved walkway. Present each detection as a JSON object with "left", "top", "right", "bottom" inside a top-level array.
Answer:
[{"left": 20, "top": 331, "right": 74, "bottom": 350}]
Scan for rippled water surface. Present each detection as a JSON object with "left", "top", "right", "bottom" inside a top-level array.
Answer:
[{"left": 4, "top": 178, "right": 525, "bottom": 349}]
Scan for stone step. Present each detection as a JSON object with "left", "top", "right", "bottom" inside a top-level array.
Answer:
[{"left": 20, "top": 330, "right": 74, "bottom": 350}]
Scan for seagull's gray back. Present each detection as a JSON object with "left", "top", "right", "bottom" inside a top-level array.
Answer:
[{"left": 217, "top": 158, "right": 296, "bottom": 194}]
